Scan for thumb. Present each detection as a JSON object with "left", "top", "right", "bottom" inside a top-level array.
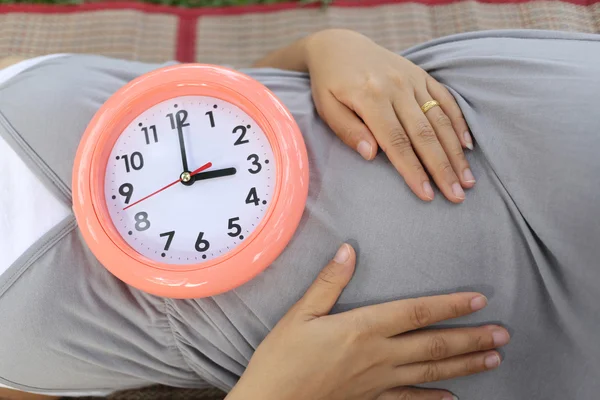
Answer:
[
  {"left": 314, "top": 90, "right": 377, "bottom": 161},
  {"left": 297, "top": 243, "right": 356, "bottom": 317}
]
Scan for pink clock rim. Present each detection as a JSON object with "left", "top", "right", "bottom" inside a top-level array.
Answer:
[{"left": 72, "top": 64, "right": 309, "bottom": 299}]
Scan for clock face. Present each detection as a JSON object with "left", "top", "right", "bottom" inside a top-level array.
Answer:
[{"left": 104, "top": 96, "right": 276, "bottom": 265}]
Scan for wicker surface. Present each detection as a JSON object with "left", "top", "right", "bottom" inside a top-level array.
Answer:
[
  {"left": 196, "top": 1, "right": 600, "bottom": 66},
  {"left": 1, "top": 0, "right": 599, "bottom": 65},
  {"left": 3, "top": 0, "right": 598, "bottom": 399}
]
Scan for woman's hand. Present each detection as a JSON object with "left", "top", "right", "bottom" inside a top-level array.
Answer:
[
  {"left": 226, "top": 244, "right": 510, "bottom": 400},
  {"left": 305, "top": 29, "right": 475, "bottom": 203}
]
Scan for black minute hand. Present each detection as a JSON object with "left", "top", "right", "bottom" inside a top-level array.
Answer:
[{"left": 192, "top": 167, "right": 237, "bottom": 182}]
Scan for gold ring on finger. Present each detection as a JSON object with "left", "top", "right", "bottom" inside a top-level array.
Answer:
[{"left": 420, "top": 100, "right": 440, "bottom": 114}]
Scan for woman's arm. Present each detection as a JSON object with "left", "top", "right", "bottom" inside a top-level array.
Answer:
[
  {"left": 253, "top": 36, "right": 310, "bottom": 71},
  {"left": 253, "top": 29, "right": 476, "bottom": 204}
]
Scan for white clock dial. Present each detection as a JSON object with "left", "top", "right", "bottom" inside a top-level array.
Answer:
[{"left": 104, "top": 96, "right": 276, "bottom": 265}]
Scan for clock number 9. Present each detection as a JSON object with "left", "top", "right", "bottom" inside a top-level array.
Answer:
[
  {"left": 134, "top": 212, "right": 151, "bottom": 232},
  {"left": 247, "top": 154, "right": 262, "bottom": 174},
  {"left": 118, "top": 183, "right": 134, "bottom": 204},
  {"left": 195, "top": 232, "right": 210, "bottom": 252}
]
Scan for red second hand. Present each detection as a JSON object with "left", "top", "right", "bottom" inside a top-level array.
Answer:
[{"left": 123, "top": 162, "right": 212, "bottom": 211}]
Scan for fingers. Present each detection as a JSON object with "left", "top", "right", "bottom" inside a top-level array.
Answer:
[
  {"left": 391, "top": 325, "right": 510, "bottom": 365},
  {"left": 314, "top": 90, "right": 377, "bottom": 160},
  {"left": 392, "top": 96, "right": 465, "bottom": 203},
  {"left": 392, "top": 350, "right": 502, "bottom": 387},
  {"left": 296, "top": 244, "right": 356, "bottom": 318},
  {"left": 357, "top": 99, "right": 435, "bottom": 201},
  {"left": 378, "top": 387, "right": 456, "bottom": 400},
  {"left": 350, "top": 292, "right": 488, "bottom": 337},
  {"left": 426, "top": 78, "right": 473, "bottom": 151},
  {"left": 414, "top": 89, "right": 475, "bottom": 190}
]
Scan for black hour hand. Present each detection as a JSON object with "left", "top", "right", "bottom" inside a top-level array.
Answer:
[{"left": 192, "top": 167, "right": 237, "bottom": 182}]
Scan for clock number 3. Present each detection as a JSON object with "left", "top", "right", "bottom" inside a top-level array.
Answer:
[
  {"left": 195, "top": 232, "right": 210, "bottom": 252},
  {"left": 247, "top": 154, "right": 262, "bottom": 174}
]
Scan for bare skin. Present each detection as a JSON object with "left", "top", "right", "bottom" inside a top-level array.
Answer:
[{"left": 0, "top": 32, "right": 502, "bottom": 400}]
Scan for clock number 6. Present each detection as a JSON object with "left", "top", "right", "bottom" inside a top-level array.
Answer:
[
  {"left": 134, "top": 212, "right": 151, "bottom": 232},
  {"left": 227, "top": 217, "right": 242, "bottom": 237},
  {"left": 195, "top": 232, "right": 210, "bottom": 252},
  {"left": 247, "top": 154, "right": 262, "bottom": 174}
]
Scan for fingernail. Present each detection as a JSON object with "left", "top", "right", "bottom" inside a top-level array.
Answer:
[
  {"left": 484, "top": 353, "right": 501, "bottom": 369},
  {"left": 334, "top": 244, "right": 350, "bottom": 264},
  {"left": 470, "top": 295, "right": 488, "bottom": 311},
  {"left": 452, "top": 182, "right": 465, "bottom": 199},
  {"left": 422, "top": 181, "right": 435, "bottom": 200},
  {"left": 492, "top": 330, "right": 510, "bottom": 346},
  {"left": 463, "top": 131, "right": 473, "bottom": 150},
  {"left": 463, "top": 168, "right": 476, "bottom": 183},
  {"left": 357, "top": 141, "right": 372, "bottom": 160},
  {"left": 442, "top": 396, "right": 459, "bottom": 400}
]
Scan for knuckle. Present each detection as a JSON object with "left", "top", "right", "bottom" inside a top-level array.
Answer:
[
  {"left": 395, "top": 390, "right": 415, "bottom": 400},
  {"left": 318, "top": 264, "right": 338, "bottom": 286},
  {"left": 409, "top": 302, "right": 433, "bottom": 328},
  {"left": 388, "top": 128, "right": 412, "bottom": 151},
  {"left": 390, "top": 73, "right": 407, "bottom": 88},
  {"left": 338, "top": 123, "right": 358, "bottom": 141},
  {"left": 452, "top": 147, "right": 467, "bottom": 162},
  {"left": 434, "top": 113, "right": 453, "bottom": 129},
  {"left": 453, "top": 114, "right": 467, "bottom": 126},
  {"left": 450, "top": 301, "right": 462, "bottom": 319},
  {"left": 410, "top": 162, "right": 425, "bottom": 174},
  {"left": 429, "top": 335, "right": 449, "bottom": 360},
  {"left": 473, "top": 333, "right": 493, "bottom": 351},
  {"left": 423, "top": 363, "right": 441, "bottom": 382},
  {"left": 362, "top": 75, "right": 386, "bottom": 98},
  {"left": 439, "top": 161, "right": 455, "bottom": 176},
  {"left": 465, "top": 356, "right": 481, "bottom": 374},
  {"left": 414, "top": 120, "right": 437, "bottom": 144}
]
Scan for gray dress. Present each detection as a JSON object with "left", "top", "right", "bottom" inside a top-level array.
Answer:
[{"left": 0, "top": 30, "right": 599, "bottom": 399}]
